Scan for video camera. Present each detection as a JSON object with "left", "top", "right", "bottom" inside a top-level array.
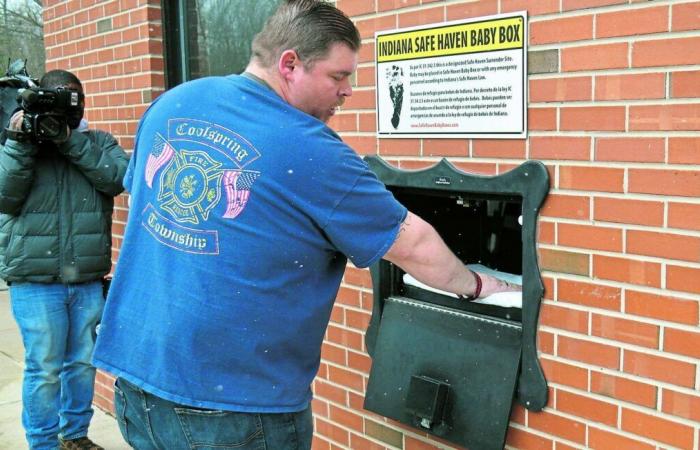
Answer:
[
  {"left": 17, "top": 86, "right": 84, "bottom": 143},
  {"left": 0, "top": 59, "right": 84, "bottom": 144}
]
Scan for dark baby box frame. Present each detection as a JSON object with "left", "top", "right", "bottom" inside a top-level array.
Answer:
[{"left": 363, "top": 156, "right": 549, "bottom": 450}]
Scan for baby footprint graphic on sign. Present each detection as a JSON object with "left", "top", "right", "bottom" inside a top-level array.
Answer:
[{"left": 386, "top": 65, "right": 404, "bottom": 129}]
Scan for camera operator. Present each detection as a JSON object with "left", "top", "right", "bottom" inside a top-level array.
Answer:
[{"left": 0, "top": 69, "right": 128, "bottom": 450}]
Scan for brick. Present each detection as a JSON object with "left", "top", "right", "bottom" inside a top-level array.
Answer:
[
  {"left": 539, "top": 248, "right": 590, "bottom": 276},
  {"left": 344, "top": 89, "right": 375, "bottom": 110},
  {"left": 624, "top": 350, "right": 696, "bottom": 388},
  {"left": 664, "top": 327, "right": 700, "bottom": 359},
  {"left": 593, "top": 255, "right": 661, "bottom": 287},
  {"left": 337, "top": 0, "right": 375, "bottom": 17},
  {"left": 405, "top": 435, "right": 444, "bottom": 450},
  {"left": 364, "top": 420, "right": 403, "bottom": 448},
  {"left": 311, "top": 436, "right": 331, "bottom": 450},
  {"left": 539, "top": 221, "right": 555, "bottom": 245},
  {"left": 672, "top": 2, "right": 700, "bottom": 31},
  {"left": 541, "top": 194, "right": 590, "bottom": 220},
  {"left": 336, "top": 287, "right": 361, "bottom": 308},
  {"left": 557, "top": 278, "right": 621, "bottom": 311},
  {"left": 669, "top": 137, "right": 700, "bottom": 164},
  {"left": 559, "top": 166, "right": 624, "bottom": 193},
  {"left": 558, "top": 223, "right": 622, "bottom": 252},
  {"left": 626, "top": 290, "right": 699, "bottom": 325},
  {"left": 595, "top": 136, "right": 665, "bottom": 163},
  {"left": 527, "top": 410, "right": 586, "bottom": 443},
  {"left": 505, "top": 427, "right": 554, "bottom": 449},
  {"left": 671, "top": 70, "right": 700, "bottom": 98},
  {"left": 345, "top": 309, "right": 370, "bottom": 331},
  {"left": 561, "top": 106, "right": 626, "bottom": 131},
  {"left": 588, "top": 427, "right": 655, "bottom": 450},
  {"left": 562, "top": 43, "right": 628, "bottom": 72},
  {"left": 347, "top": 351, "right": 371, "bottom": 373},
  {"left": 472, "top": 140, "right": 526, "bottom": 158},
  {"left": 630, "top": 104, "right": 700, "bottom": 131},
  {"left": 356, "top": 66, "right": 375, "bottom": 88},
  {"left": 315, "top": 417, "right": 350, "bottom": 446},
  {"left": 621, "top": 408, "right": 695, "bottom": 449},
  {"left": 629, "top": 169, "right": 700, "bottom": 197},
  {"left": 596, "top": 5, "right": 668, "bottom": 38},
  {"left": 529, "top": 77, "right": 593, "bottom": 103},
  {"left": 329, "top": 405, "right": 363, "bottom": 432},
  {"left": 563, "top": 0, "right": 627, "bottom": 11},
  {"left": 329, "top": 113, "right": 358, "bottom": 132},
  {"left": 314, "top": 379, "right": 348, "bottom": 406},
  {"left": 530, "top": 137, "right": 591, "bottom": 161},
  {"left": 540, "top": 330, "right": 555, "bottom": 355},
  {"left": 530, "top": 15, "right": 593, "bottom": 45},
  {"left": 343, "top": 136, "right": 376, "bottom": 155},
  {"left": 350, "top": 434, "right": 389, "bottom": 450},
  {"left": 378, "top": 139, "right": 420, "bottom": 157},
  {"left": 627, "top": 229, "right": 700, "bottom": 263},
  {"left": 528, "top": 108, "right": 557, "bottom": 131},
  {"left": 557, "top": 390, "right": 618, "bottom": 426},
  {"left": 423, "top": 139, "right": 467, "bottom": 157},
  {"left": 591, "top": 371, "right": 657, "bottom": 408},
  {"left": 591, "top": 314, "right": 659, "bottom": 348},
  {"left": 378, "top": 0, "right": 419, "bottom": 13},
  {"left": 321, "top": 341, "right": 347, "bottom": 365},
  {"left": 313, "top": 397, "right": 329, "bottom": 418},
  {"left": 540, "top": 303, "right": 589, "bottom": 334},
  {"left": 594, "top": 197, "right": 664, "bottom": 227},
  {"left": 666, "top": 265, "right": 700, "bottom": 295},
  {"left": 398, "top": 6, "right": 443, "bottom": 28},
  {"left": 668, "top": 202, "right": 700, "bottom": 232},
  {"left": 327, "top": 325, "right": 364, "bottom": 352},
  {"left": 327, "top": 365, "right": 365, "bottom": 392},
  {"left": 633, "top": 37, "right": 700, "bottom": 68},
  {"left": 541, "top": 358, "right": 588, "bottom": 391},
  {"left": 558, "top": 335, "right": 620, "bottom": 369},
  {"left": 446, "top": 0, "right": 498, "bottom": 20},
  {"left": 358, "top": 112, "right": 376, "bottom": 133},
  {"left": 503, "top": 0, "right": 558, "bottom": 15},
  {"left": 355, "top": 15, "right": 396, "bottom": 40},
  {"left": 662, "top": 389, "right": 700, "bottom": 422}
]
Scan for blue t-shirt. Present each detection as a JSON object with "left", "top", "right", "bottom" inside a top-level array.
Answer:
[{"left": 93, "top": 75, "right": 407, "bottom": 412}]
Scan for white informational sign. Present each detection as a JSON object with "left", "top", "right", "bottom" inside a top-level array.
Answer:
[{"left": 375, "top": 12, "right": 527, "bottom": 139}]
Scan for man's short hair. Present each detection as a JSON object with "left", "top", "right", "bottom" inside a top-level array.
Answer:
[
  {"left": 39, "top": 70, "right": 82, "bottom": 90},
  {"left": 251, "top": 0, "right": 361, "bottom": 69}
]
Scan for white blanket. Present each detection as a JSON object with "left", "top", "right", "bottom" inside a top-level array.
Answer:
[{"left": 402, "top": 264, "right": 522, "bottom": 308}]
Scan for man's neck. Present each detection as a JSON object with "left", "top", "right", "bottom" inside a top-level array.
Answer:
[{"left": 244, "top": 62, "right": 286, "bottom": 101}]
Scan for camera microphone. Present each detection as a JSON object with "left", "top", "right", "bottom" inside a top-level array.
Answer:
[{"left": 17, "top": 88, "right": 38, "bottom": 105}]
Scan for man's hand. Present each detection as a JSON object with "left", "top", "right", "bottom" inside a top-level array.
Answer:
[
  {"left": 7, "top": 110, "right": 24, "bottom": 131},
  {"left": 476, "top": 273, "right": 522, "bottom": 298}
]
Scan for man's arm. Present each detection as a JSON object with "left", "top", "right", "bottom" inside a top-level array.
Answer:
[
  {"left": 56, "top": 129, "right": 129, "bottom": 197},
  {"left": 0, "top": 111, "right": 39, "bottom": 215},
  {"left": 383, "top": 211, "right": 519, "bottom": 299}
]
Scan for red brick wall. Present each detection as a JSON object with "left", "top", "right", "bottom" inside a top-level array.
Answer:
[{"left": 45, "top": 0, "right": 700, "bottom": 449}]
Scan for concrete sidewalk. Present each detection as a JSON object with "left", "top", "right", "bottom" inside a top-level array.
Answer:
[{"left": 0, "top": 288, "right": 129, "bottom": 450}]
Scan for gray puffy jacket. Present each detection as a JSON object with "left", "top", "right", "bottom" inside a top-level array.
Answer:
[{"left": 0, "top": 129, "right": 128, "bottom": 283}]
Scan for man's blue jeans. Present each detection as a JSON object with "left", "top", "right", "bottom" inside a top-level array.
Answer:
[
  {"left": 10, "top": 281, "right": 104, "bottom": 450},
  {"left": 114, "top": 378, "right": 314, "bottom": 450}
]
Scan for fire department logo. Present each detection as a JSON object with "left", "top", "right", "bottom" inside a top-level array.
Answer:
[{"left": 157, "top": 150, "right": 223, "bottom": 225}]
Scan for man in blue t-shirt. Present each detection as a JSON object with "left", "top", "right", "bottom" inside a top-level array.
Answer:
[{"left": 93, "top": 1, "right": 518, "bottom": 448}]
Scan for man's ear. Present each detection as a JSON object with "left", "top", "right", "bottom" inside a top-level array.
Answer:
[{"left": 278, "top": 49, "right": 300, "bottom": 80}]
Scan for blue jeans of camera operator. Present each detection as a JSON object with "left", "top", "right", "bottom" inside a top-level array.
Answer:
[{"left": 10, "top": 282, "right": 104, "bottom": 450}]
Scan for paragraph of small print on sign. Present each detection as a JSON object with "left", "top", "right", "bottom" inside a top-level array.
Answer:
[{"left": 375, "top": 11, "right": 528, "bottom": 139}]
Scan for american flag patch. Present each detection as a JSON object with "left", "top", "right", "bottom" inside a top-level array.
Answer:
[{"left": 222, "top": 170, "right": 260, "bottom": 219}]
